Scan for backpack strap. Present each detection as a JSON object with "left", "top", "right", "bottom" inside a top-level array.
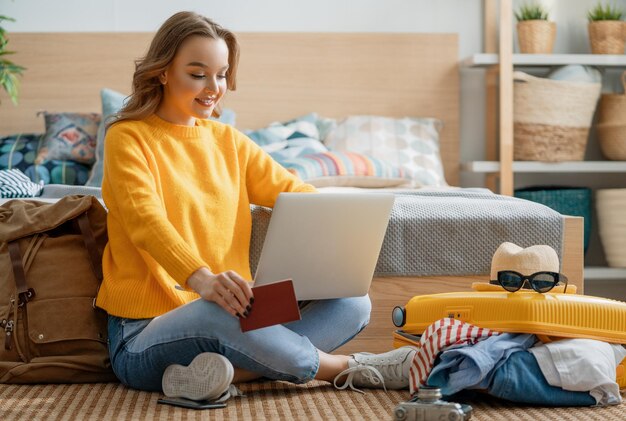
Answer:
[
  {"left": 77, "top": 212, "right": 103, "bottom": 281},
  {"left": 6, "top": 241, "right": 32, "bottom": 361},
  {"left": 8, "top": 242, "right": 30, "bottom": 302}
]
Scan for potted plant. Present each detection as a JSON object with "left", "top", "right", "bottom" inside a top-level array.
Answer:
[
  {"left": 587, "top": 2, "right": 626, "bottom": 54},
  {"left": 0, "top": 15, "right": 25, "bottom": 105},
  {"left": 515, "top": 2, "right": 556, "bottom": 54}
]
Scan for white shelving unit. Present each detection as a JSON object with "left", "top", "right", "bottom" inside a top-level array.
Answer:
[
  {"left": 462, "top": 53, "right": 626, "bottom": 68},
  {"left": 464, "top": 1, "right": 626, "bottom": 287},
  {"left": 462, "top": 161, "right": 626, "bottom": 173}
]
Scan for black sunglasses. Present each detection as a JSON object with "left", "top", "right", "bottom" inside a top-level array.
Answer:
[{"left": 490, "top": 270, "right": 568, "bottom": 294}]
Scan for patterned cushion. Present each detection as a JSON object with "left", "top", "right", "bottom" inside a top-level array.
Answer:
[
  {"left": 36, "top": 112, "right": 101, "bottom": 165},
  {"left": 0, "top": 133, "right": 91, "bottom": 185},
  {"left": 246, "top": 113, "right": 329, "bottom": 161},
  {"left": 323, "top": 116, "right": 447, "bottom": 187},
  {"left": 278, "top": 151, "right": 410, "bottom": 188}
]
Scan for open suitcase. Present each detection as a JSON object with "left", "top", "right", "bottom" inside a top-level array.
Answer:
[{"left": 391, "top": 284, "right": 626, "bottom": 388}]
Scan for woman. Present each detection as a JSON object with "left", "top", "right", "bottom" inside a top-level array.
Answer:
[{"left": 96, "top": 11, "right": 416, "bottom": 401}]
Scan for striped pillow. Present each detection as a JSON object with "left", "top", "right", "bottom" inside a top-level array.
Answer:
[{"left": 278, "top": 151, "right": 410, "bottom": 188}]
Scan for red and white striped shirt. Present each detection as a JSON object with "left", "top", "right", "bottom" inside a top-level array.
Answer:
[{"left": 409, "top": 318, "right": 501, "bottom": 395}]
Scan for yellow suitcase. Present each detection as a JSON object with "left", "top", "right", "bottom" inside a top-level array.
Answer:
[{"left": 391, "top": 286, "right": 626, "bottom": 388}]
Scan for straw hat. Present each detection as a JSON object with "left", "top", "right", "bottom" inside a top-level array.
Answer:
[{"left": 490, "top": 242, "right": 560, "bottom": 280}]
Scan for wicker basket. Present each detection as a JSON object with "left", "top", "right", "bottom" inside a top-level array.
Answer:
[
  {"left": 596, "top": 189, "right": 626, "bottom": 268},
  {"left": 515, "top": 186, "right": 592, "bottom": 253},
  {"left": 513, "top": 71, "right": 601, "bottom": 162},
  {"left": 517, "top": 20, "right": 556, "bottom": 54},
  {"left": 598, "top": 72, "right": 626, "bottom": 125},
  {"left": 596, "top": 124, "right": 626, "bottom": 160},
  {"left": 588, "top": 21, "right": 626, "bottom": 55}
]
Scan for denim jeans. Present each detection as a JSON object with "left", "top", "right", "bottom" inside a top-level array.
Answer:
[
  {"left": 107, "top": 295, "right": 371, "bottom": 392},
  {"left": 489, "top": 350, "right": 596, "bottom": 406}
]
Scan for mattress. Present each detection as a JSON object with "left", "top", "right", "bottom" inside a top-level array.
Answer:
[{"left": 250, "top": 188, "right": 564, "bottom": 277}]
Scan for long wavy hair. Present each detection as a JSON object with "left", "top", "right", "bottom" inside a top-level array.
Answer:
[{"left": 112, "top": 11, "right": 239, "bottom": 127}]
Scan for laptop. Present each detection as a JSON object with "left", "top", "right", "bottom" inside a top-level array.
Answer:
[{"left": 253, "top": 192, "right": 395, "bottom": 300}]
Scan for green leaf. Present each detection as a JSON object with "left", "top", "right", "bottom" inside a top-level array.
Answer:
[
  {"left": 588, "top": 2, "right": 624, "bottom": 21},
  {"left": 0, "top": 15, "right": 26, "bottom": 105},
  {"left": 515, "top": 2, "right": 550, "bottom": 21},
  {"left": 1, "top": 72, "right": 21, "bottom": 105}
]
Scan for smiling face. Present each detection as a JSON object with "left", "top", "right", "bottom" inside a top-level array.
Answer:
[{"left": 156, "top": 35, "right": 230, "bottom": 126}]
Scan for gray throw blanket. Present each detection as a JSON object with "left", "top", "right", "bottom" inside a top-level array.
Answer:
[{"left": 250, "top": 189, "right": 563, "bottom": 277}]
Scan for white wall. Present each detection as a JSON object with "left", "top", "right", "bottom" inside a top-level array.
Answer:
[{"left": 2, "top": 0, "right": 483, "bottom": 57}]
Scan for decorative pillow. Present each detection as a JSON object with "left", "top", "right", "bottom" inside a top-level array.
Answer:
[
  {"left": 278, "top": 151, "right": 410, "bottom": 188},
  {"left": 36, "top": 112, "right": 101, "bottom": 165},
  {"left": 323, "top": 116, "right": 448, "bottom": 187},
  {"left": 0, "top": 133, "right": 91, "bottom": 185},
  {"left": 86, "top": 89, "right": 127, "bottom": 186},
  {"left": 246, "top": 113, "right": 329, "bottom": 161}
]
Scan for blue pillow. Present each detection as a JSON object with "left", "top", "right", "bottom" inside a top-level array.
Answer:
[
  {"left": 1, "top": 133, "right": 91, "bottom": 185},
  {"left": 213, "top": 108, "right": 236, "bottom": 126},
  {"left": 86, "top": 89, "right": 127, "bottom": 186},
  {"left": 245, "top": 113, "right": 329, "bottom": 160}
]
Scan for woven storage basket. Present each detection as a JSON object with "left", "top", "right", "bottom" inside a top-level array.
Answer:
[
  {"left": 588, "top": 21, "right": 626, "bottom": 55},
  {"left": 515, "top": 186, "right": 592, "bottom": 253},
  {"left": 597, "top": 72, "right": 626, "bottom": 160},
  {"left": 513, "top": 71, "right": 601, "bottom": 162},
  {"left": 598, "top": 72, "right": 626, "bottom": 125},
  {"left": 596, "top": 189, "right": 626, "bottom": 268},
  {"left": 596, "top": 123, "right": 626, "bottom": 160},
  {"left": 517, "top": 20, "right": 556, "bottom": 54}
]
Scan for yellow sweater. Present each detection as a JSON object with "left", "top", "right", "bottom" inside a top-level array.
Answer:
[{"left": 96, "top": 114, "right": 316, "bottom": 318}]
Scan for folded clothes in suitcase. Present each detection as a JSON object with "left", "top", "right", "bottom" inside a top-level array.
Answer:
[{"left": 391, "top": 285, "right": 626, "bottom": 388}]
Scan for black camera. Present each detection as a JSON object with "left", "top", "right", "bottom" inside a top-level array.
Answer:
[{"left": 393, "top": 387, "right": 472, "bottom": 421}]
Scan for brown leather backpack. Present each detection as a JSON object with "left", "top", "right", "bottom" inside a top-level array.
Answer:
[{"left": 0, "top": 195, "right": 117, "bottom": 383}]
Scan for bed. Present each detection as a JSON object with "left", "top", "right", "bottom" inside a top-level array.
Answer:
[{"left": 0, "top": 32, "right": 583, "bottom": 354}]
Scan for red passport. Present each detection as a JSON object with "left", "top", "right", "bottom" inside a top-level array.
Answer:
[{"left": 239, "top": 279, "right": 301, "bottom": 332}]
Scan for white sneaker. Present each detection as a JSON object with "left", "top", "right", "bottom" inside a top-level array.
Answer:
[
  {"left": 333, "top": 346, "right": 418, "bottom": 394},
  {"left": 162, "top": 352, "right": 234, "bottom": 401}
]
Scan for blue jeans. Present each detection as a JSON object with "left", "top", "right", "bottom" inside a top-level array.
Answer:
[
  {"left": 107, "top": 295, "right": 371, "bottom": 392},
  {"left": 489, "top": 350, "right": 596, "bottom": 406}
]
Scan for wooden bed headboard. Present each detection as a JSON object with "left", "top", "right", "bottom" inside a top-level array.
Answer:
[{"left": 0, "top": 33, "right": 459, "bottom": 185}]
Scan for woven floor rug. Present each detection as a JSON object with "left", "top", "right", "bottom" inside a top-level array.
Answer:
[{"left": 1, "top": 380, "right": 625, "bottom": 420}]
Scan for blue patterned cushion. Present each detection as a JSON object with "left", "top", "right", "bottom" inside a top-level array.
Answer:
[
  {"left": 0, "top": 133, "right": 91, "bottom": 185},
  {"left": 245, "top": 113, "right": 329, "bottom": 161},
  {"left": 37, "top": 112, "right": 101, "bottom": 165}
]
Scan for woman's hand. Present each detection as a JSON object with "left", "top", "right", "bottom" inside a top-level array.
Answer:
[{"left": 187, "top": 267, "right": 254, "bottom": 318}]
